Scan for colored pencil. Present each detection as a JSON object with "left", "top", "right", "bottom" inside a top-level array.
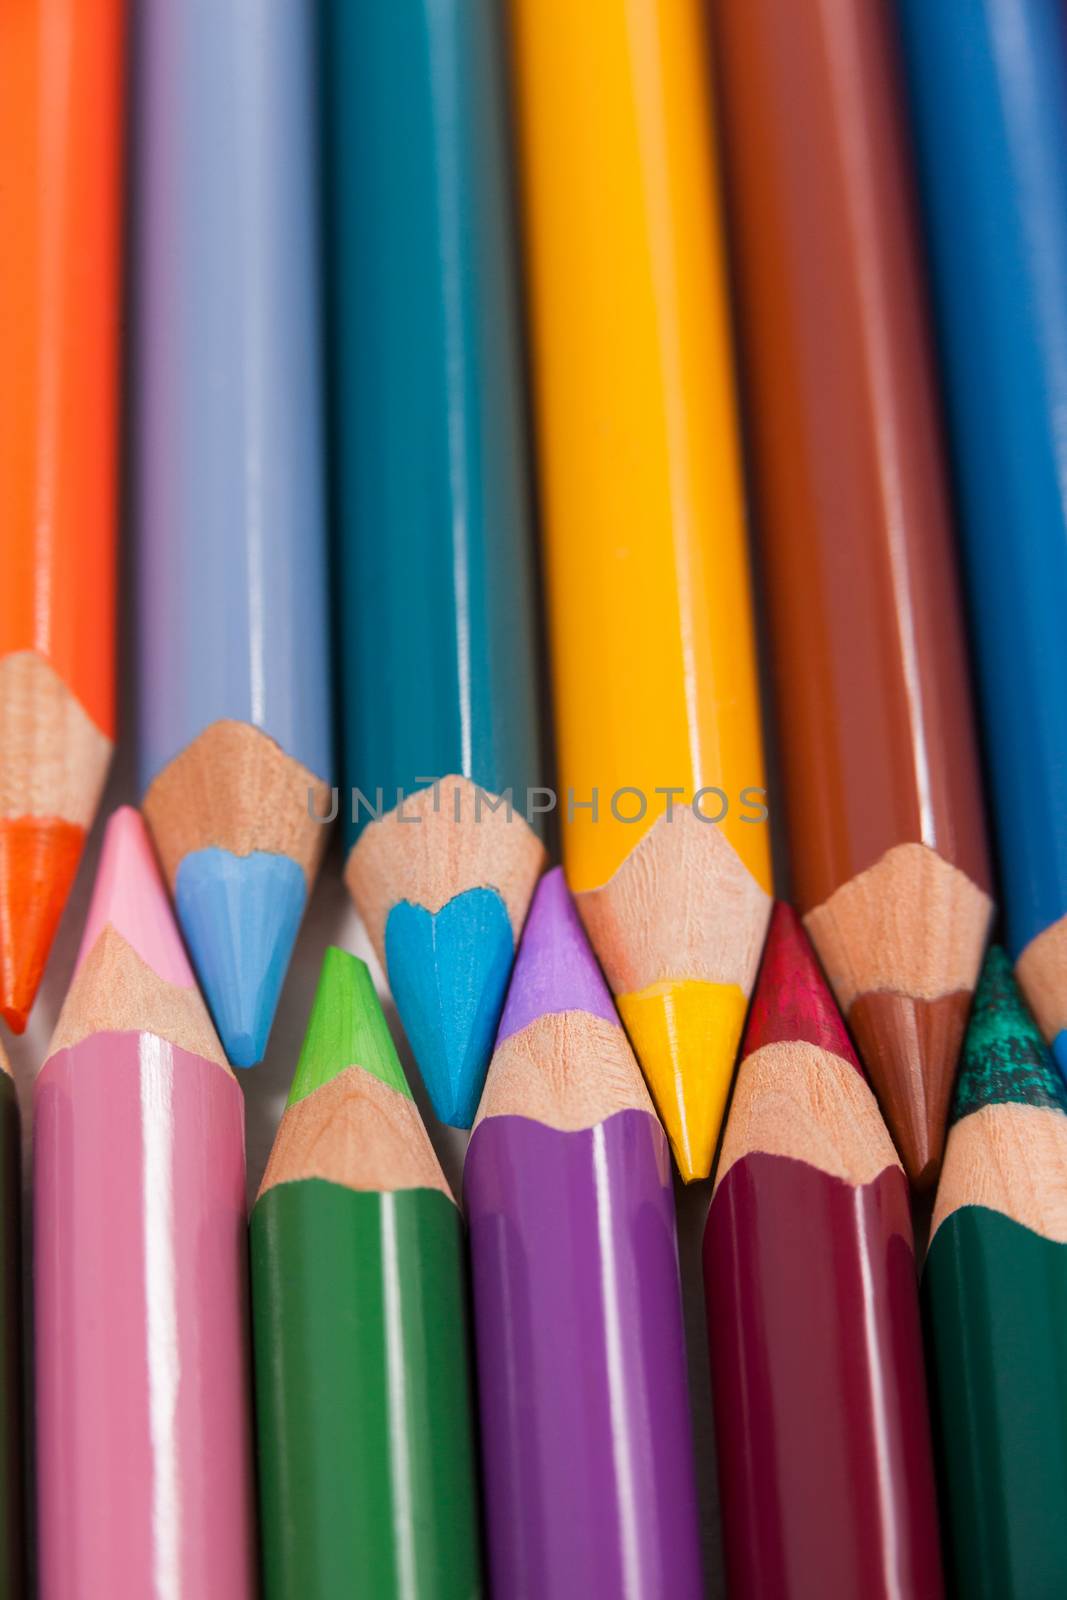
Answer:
[
  {"left": 704, "top": 904, "right": 944, "bottom": 1597},
  {"left": 0, "top": 0, "right": 124, "bottom": 1031},
  {"left": 323, "top": 0, "right": 544, "bottom": 1129},
  {"left": 898, "top": 0, "right": 1067, "bottom": 1080},
  {"left": 509, "top": 0, "right": 772, "bottom": 1180},
  {"left": 712, "top": 0, "right": 992, "bottom": 1188},
  {"left": 0, "top": 1044, "right": 23, "bottom": 1600},
  {"left": 34, "top": 807, "right": 256, "bottom": 1598},
  {"left": 925, "top": 947, "right": 1067, "bottom": 1598},
  {"left": 136, "top": 0, "right": 332, "bottom": 1068},
  {"left": 251, "top": 947, "right": 481, "bottom": 1598},
  {"left": 466, "top": 867, "right": 703, "bottom": 1597}
]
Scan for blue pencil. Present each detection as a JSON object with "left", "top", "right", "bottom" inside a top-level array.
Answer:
[
  {"left": 898, "top": 0, "right": 1067, "bottom": 1074},
  {"left": 135, "top": 0, "right": 332, "bottom": 1067},
  {"left": 323, "top": 0, "right": 545, "bottom": 1127}
]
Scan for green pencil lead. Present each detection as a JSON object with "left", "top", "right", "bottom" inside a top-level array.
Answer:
[
  {"left": 288, "top": 946, "right": 412, "bottom": 1106},
  {"left": 952, "top": 946, "right": 1067, "bottom": 1123}
]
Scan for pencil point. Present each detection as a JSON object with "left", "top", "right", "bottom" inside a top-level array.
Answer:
[
  {"left": 175, "top": 847, "right": 306, "bottom": 1067},
  {"left": 743, "top": 903, "right": 861, "bottom": 1067},
  {"left": 288, "top": 946, "right": 410, "bottom": 1106},
  {"left": 0, "top": 817, "right": 85, "bottom": 1031},
  {"left": 74, "top": 806, "right": 195, "bottom": 988},
  {"left": 620, "top": 979, "right": 747, "bottom": 1181},
  {"left": 954, "top": 947, "right": 1067, "bottom": 1119},
  {"left": 496, "top": 867, "right": 615, "bottom": 1045},
  {"left": 848, "top": 989, "right": 969, "bottom": 1188},
  {"left": 385, "top": 885, "right": 514, "bottom": 1127}
]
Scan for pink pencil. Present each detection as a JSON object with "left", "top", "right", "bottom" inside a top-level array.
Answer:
[{"left": 34, "top": 807, "right": 256, "bottom": 1598}]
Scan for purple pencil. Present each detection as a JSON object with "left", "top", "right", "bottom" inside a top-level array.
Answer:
[{"left": 464, "top": 867, "right": 704, "bottom": 1598}]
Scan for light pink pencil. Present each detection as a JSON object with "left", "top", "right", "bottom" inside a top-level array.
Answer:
[{"left": 34, "top": 806, "right": 256, "bottom": 1598}]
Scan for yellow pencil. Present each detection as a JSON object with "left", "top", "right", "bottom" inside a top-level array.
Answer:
[{"left": 510, "top": 0, "right": 772, "bottom": 1180}]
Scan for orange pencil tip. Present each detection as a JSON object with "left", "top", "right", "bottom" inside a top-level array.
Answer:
[{"left": 0, "top": 817, "right": 86, "bottom": 1031}]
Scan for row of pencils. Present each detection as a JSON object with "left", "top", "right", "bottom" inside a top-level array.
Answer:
[
  {"left": 4, "top": 795, "right": 1060, "bottom": 1600},
  {"left": 2, "top": 0, "right": 1067, "bottom": 1594},
  {"left": 9, "top": 815, "right": 1066, "bottom": 1598}
]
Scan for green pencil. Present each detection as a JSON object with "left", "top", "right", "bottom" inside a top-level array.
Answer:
[
  {"left": 925, "top": 946, "right": 1067, "bottom": 1598},
  {"left": 250, "top": 948, "right": 482, "bottom": 1598}
]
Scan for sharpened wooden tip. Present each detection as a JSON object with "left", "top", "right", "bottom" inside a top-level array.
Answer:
[
  {"left": 933, "top": 951, "right": 1067, "bottom": 1244},
  {"left": 718, "top": 904, "right": 899, "bottom": 1191},
  {"left": 476, "top": 866, "right": 657, "bottom": 1134},
  {"left": 46, "top": 806, "right": 229, "bottom": 1070},
  {"left": 288, "top": 947, "right": 411, "bottom": 1107},
  {"left": 572, "top": 814, "right": 771, "bottom": 1181},
  {"left": 576, "top": 806, "right": 772, "bottom": 998},
  {"left": 716, "top": 1041, "right": 902, "bottom": 1193},
  {"left": 805, "top": 844, "right": 991, "bottom": 1188},
  {"left": 0, "top": 652, "right": 113, "bottom": 827},
  {"left": 476, "top": 1012, "right": 655, "bottom": 1134},
  {"left": 344, "top": 774, "right": 547, "bottom": 952},
  {"left": 142, "top": 719, "right": 330, "bottom": 890},
  {"left": 261, "top": 1064, "right": 451, "bottom": 1203},
  {"left": 1016, "top": 914, "right": 1067, "bottom": 1054}
]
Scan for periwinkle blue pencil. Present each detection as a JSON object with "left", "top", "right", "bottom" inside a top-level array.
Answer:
[
  {"left": 324, "top": 0, "right": 545, "bottom": 1128},
  {"left": 897, "top": 0, "right": 1067, "bottom": 1073},
  {"left": 465, "top": 869, "right": 703, "bottom": 1597},
  {"left": 135, "top": 0, "right": 332, "bottom": 1068}
]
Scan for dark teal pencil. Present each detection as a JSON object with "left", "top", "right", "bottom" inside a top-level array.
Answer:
[{"left": 323, "top": 0, "right": 544, "bottom": 1130}]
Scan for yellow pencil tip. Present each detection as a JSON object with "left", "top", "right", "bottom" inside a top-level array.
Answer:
[{"left": 618, "top": 979, "right": 748, "bottom": 1182}]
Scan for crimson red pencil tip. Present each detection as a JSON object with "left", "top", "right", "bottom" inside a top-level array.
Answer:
[{"left": 742, "top": 903, "right": 861, "bottom": 1070}]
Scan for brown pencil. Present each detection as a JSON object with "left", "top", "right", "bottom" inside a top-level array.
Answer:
[{"left": 712, "top": 0, "right": 993, "bottom": 1185}]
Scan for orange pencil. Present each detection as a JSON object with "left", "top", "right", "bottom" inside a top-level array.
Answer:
[{"left": 0, "top": 0, "right": 125, "bottom": 1031}]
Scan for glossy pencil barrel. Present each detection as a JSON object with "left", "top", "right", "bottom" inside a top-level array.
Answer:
[
  {"left": 510, "top": 0, "right": 765, "bottom": 893},
  {"left": 705, "top": 1157, "right": 942, "bottom": 1596},
  {"left": 925, "top": 1211, "right": 1067, "bottom": 1596},
  {"left": 0, "top": 1077, "right": 22, "bottom": 1600},
  {"left": 465, "top": 1109, "right": 702, "bottom": 1598},
  {"left": 34, "top": 1038, "right": 255, "bottom": 1599},
  {"left": 136, "top": 0, "right": 330, "bottom": 787},
  {"left": 323, "top": 0, "right": 540, "bottom": 825},
  {"left": 897, "top": 0, "right": 1067, "bottom": 1067},
  {"left": 0, "top": 0, "right": 123, "bottom": 729},
  {"left": 0, "top": 0, "right": 124, "bottom": 1029},
  {"left": 251, "top": 1182, "right": 480, "bottom": 1598}
]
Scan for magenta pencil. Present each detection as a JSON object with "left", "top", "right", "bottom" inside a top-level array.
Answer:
[
  {"left": 465, "top": 867, "right": 703, "bottom": 1597},
  {"left": 34, "top": 807, "right": 256, "bottom": 1599}
]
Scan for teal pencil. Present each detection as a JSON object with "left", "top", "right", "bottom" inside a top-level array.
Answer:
[{"left": 323, "top": 0, "right": 545, "bottom": 1130}]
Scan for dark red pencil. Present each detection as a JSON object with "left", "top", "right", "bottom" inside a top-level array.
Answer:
[{"left": 703, "top": 904, "right": 943, "bottom": 1597}]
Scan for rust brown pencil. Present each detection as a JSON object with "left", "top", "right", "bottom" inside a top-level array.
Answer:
[{"left": 712, "top": 0, "right": 993, "bottom": 1185}]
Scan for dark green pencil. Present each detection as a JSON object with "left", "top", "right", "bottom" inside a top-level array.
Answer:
[
  {"left": 250, "top": 948, "right": 482, "bottom": 1598},
  {"left": 925, "top": 946, "right": 1067, "bottom": 1598}
]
